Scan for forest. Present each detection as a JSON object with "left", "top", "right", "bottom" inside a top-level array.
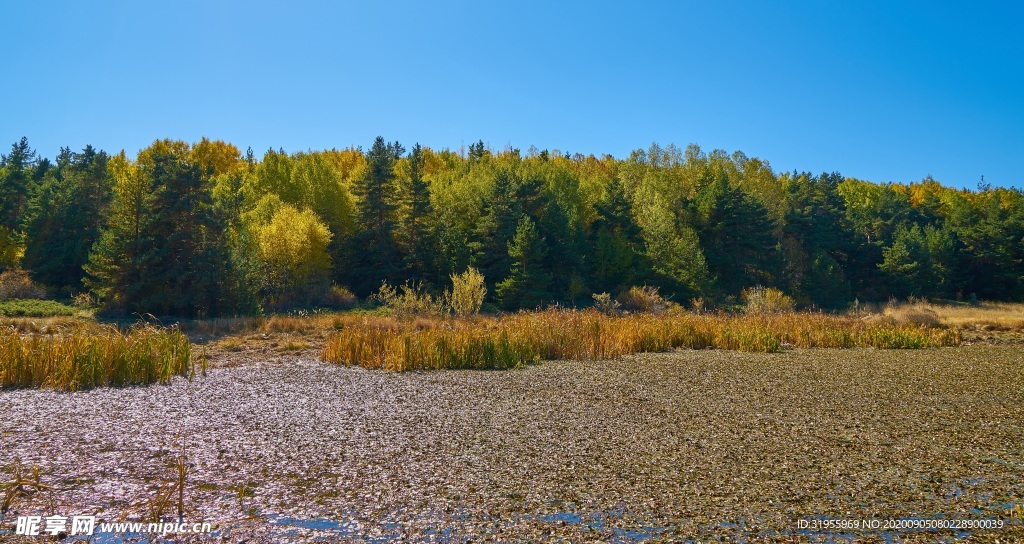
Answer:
[{"left": 0, "top": 135, "right": 1022, "bottom": 317}]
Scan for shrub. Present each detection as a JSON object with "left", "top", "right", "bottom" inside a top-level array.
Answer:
[
  {"left": 742, "top": 286, "right": 795, "bottom": 314},
  {"left": 72, "top": 291, "right": 99, "bottom": 309},
  {"left": 617, "top": 286, "right": 670, "bottom": 314},
  {"left": 373, "top": 281, "right": 444, "bottom": 319},
  {"left": 883, "top": 303, "right": 940, "bottom": 326},
  {"left": 323, "top": 285, "right": 358, "bottom": 310},
  {"left": 445, "top": 267, "right": 487, "bottom": 317},
  {"left": 0, "top": 299, "right": 77, "bottom": 317},
  {"left": 591, "top": 292, "right": 620, "bottom": 315},
  {"left": 0, "top": 269, "right": 46, "bottom": 300}
]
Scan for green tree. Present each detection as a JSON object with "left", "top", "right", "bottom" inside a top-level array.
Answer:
[
  {"left": 399, "top": 143, "right": 438, "bottom": 282},
  {"left": 635, "top": 189, "right": 708, "bottom": 297},
  {"left": 84, "top": 152, "right": 151, "bottom": 308},
  {"left": 256, "top": 204, "right": 333, "bottom": 308},
  {"left": 23, "top": 145, "right": 112, "bottom": 291},
  {"left": 0, "top": 137, "right": 38, "bottom": 233},
  {"left": 589, "top": 177, "right": 646, "bottom": 293},
  {"left": 473, "top": 168, "right": 525, "bottom": 288},
  {"left": 496, "top": 217, "right": 552, "bottom": 309},
  {"left": 87, "top": 151, "right": 228, "bottom": 316},
  {"left": 349, "top": 136, "right": 404, "bottom": 295},
  {"left": 694, "top": 174, "right": 780, "bottom": 295},
  {"left": 878, "top": 224, "right": 931, "bottom": 298}
]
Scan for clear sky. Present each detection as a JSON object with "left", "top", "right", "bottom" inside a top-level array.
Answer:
[{"left": 2, "top": 0, "right": 1022, "bottom": 188}]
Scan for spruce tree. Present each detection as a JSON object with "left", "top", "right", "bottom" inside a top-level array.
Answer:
[
  {"left": 473, "top": 168, "right": 524, "bottom": 289},
  {"left": 496, "top": 217, "right": 552, "bottom": 309},
  {"left": 400, "top": 143, "right": 437, "bottom": 283},
  {"left": 349, "top": 136, "right": 403, "bottom": 296},
  {"left": 589, "top": 177, "right": 646, "bottom": 293},
  {"left": 0, "top": 137, "right": 38, "bottom": 233},
  {"left": 86, "top": 152, "right": 227, "bottom": 316},
  {"left": 23, "top": 145, "right": 112, "bottom": 292}
]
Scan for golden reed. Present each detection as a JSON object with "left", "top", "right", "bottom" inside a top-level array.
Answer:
[{"left": 322, "top": 309, "right": 961, "bottom": 371}]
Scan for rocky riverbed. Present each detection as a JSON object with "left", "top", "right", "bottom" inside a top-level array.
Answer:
[{"left": 2, "top": 346, "right": 1023, "bottom": 542}]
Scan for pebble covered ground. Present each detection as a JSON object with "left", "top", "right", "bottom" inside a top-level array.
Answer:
[{"left": 1, "top": 346, "right": 1023, "bottom": 542}]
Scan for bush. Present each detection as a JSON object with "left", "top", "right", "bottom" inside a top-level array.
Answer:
[
  {"left": 373, "top": 281, "right": 444, "bottom": 319},
  {"left": 742, "top": 286, "right": 795, "bottom": 314},
  {"left": 446, "top": 267, "right": 487, "bottom": 317},
  {"left": 323, "top": 285, "right": 358, "bottom": 310},
  {"left": 591, "top": 292, "right": 620, "bottom": 315},
  {"left": 0, "top": 299, "right": 77, "bottom": 317},
  {"left": 617, "top": 286, "right": 670, "bottom": 314},
  {"left": 883, "top": 301, "right": 940, "bottom": 326},
  {"left": 0, "top": 269, "right": 46, "bottom": 300}
]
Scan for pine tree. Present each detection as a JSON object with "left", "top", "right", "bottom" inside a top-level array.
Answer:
[
  {"left": 23, "top": 145, "right": 112, "bottom": 292},
  {"left": 695, "top": 174, "right": 780, "bottom": 295},
  {"left": 144, "top": 152, "right": 227, "bottom": 316},
  {"left": 473, "top": 168, "right": 524, "bottom": 289},
  {"left": 349, "top": 136, "right": 403, "bottom": 296},
  {"left": 496, "top": 217, "right": 552, "bottom": 309},
  {"left": 85, "top": 152, "right": 153, "bottom": 309},
  {"left": 0, "top": 137, "right": 38, "bottom": 233},
  {"left": 589, "top": 177, "right": 646, "bottom": 293},
  {"left": 86, "top": 152, "right": 227, "bottom": 316},
  {"left": 400, "top": 143, "right": 437, "bottom": 283}
]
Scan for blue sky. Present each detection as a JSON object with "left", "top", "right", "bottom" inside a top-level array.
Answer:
[{"left": 2, "top": 0, "right": 1022, "bottom": 188}]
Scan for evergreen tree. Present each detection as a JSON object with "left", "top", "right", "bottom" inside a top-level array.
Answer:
[
  {"left": 878, "top": 224, "right": 931, "bottom": 298},
  {"left": 85, "top": 152, "right": 154, "bottom": 309},
  {"left": 473, "top": 168, "right": 524, "bottom": 289},
  {"left": 23, "top": 145, "right": 112, "bottom": 292},
  {"left": 86, "top": 152, "right": 228, "bottom": 316},
  {"left": 349, "top": 136, "right": 404, "bottom": 296},
  {"left": 695, "top": 174, "right": 780, "bottom": 295},
  {"left": 538, "top": 195, "right": 583, "bottom": 300},
  {"left": 635, "top": 189, "right": 708, "bottom": 298},
  {"left": 399, "top": 143, "right": 438, "bottom": 282},
  {"left": 781, "top": 172, "right": 855, "bottom": 306},
  {"left": 496, "top": 217, "right": 552, "bottom": 309},
  {"left": 589, "top": 177, "right": 646, "bottom": 293},
  {"left": 144, "top": 153, "right": 228, "bottom": 316},
  {"left": 0, "top": 137, "right": 38, "bottom": 233}
]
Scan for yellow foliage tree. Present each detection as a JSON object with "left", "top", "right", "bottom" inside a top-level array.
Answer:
[
  {"left": 256, "top": 204, "right": 333, "bottom": 307},
  {"left": 189, "top": 137, "right": 243, "bottom": 179}
]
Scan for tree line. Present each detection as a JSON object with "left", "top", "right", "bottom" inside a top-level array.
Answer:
[{"left": 1, "top": 136, "right": 1021, "bottom": 316}]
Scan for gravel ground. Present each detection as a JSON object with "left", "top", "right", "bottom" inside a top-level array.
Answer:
[{"left": 1, "top": 346, "right": 1023, "bottom": 542}]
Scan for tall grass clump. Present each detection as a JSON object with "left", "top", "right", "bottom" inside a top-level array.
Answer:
[
  {"left": 322, "top": 309, "right": 960, "bottom": 371},
  {"left": 0, "top": 324, "right": 202, "bottom": 390}
]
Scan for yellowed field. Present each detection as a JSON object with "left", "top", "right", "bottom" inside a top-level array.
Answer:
[{"left": 881, "top": 301, "right": 1024, "bottom": 331}]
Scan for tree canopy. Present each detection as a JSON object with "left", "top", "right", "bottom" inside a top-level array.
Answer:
[{"left": 1, "top": 135, "right": 1020, "bottom": 315}]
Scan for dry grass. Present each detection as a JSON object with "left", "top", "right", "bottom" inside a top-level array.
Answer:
[
  {"left": 322, "top": 309, "right": 960, "bottom": 371},
  {"left": 881, "top": 300, "right": 1024, "bottom": 331},
  {"left": 0, "top": 324, "right": 202, "bottom": 390},
  {"left": 1, "top": 460, "right": 49, "bottom": 517}
]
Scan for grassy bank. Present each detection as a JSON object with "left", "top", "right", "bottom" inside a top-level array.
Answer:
[
  {"left": 321, "top": 310, "right": 961, "bottom": 371},
  {"left": 0, "top": 324, "right": 202, "bottom": 390}
]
